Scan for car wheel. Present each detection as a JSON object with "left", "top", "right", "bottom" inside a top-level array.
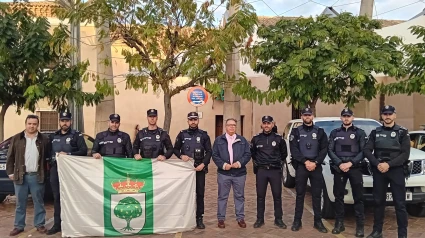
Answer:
[
  {"left": 282, "top": 161, "right": 295, "bottom": 188},
  {"left": 321, "top": 186, "right": 335, "bottom": 219},
  {"left": 407, "top": 203, "right": 425, "bottom": 217},
  {"left": 0, "top": 194, "right": 7, "bottom": 203}
]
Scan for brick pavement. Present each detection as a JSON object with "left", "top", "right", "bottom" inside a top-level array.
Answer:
[{"left": 1, "top": 162, "right": 425, "bottom": 238}]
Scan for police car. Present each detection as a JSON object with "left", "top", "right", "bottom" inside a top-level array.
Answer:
[
  {"left": 282, "top": 117, "right": 425, "bottom": 218},
  {"left": 0, "top": 132, "right": 95, "bottom": 203}
]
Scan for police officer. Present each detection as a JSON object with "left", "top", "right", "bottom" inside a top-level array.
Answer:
[
  {"left": 289, "top": 107, "right": 328, "bottom": 233},
  {"left": 92, "top": 114, "right": 133, "bottom": 159},
  {"left": 47, "top": 111, "right": 87, "bottom": 235},
  {"left": 364, "top": 105, "right": 410, "bottom": 238},
  {"left": 328, "top": 108, "right": 366, "bottom": 237},
  {"left": 251, "top": 116, "right": 287, "bottom": 229},
  {"left": 133, "top": 109, "right": 173, "bottom": 161},
  {"left": 173, "top": 112, "right": 212, "bottom": 229}
]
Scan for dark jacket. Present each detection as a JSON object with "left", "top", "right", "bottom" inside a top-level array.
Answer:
[
  {"left": 251, "top": 132, "right": 287, "bottom": 167},
  {"left": 328, "top": 125, "right": 367, "bottom": 167},
  {"left": 289, "top": 124, "right": 328, "bottom": 164},
  {"left": 212, "top": 134, "right": 251, "bottom": 177},
  {"left": 6, "top": 131, "right": 50, "bottom": 184},
  {"left": 173, "top": 128, "right": 212, "bottom": 166}
]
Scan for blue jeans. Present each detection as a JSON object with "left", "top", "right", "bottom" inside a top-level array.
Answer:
[{"left": 14, "top": 174, "right": 46, "bottom": 229}]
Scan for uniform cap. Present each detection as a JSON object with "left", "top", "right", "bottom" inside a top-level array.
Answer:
[
  {"left": 147, "top": 109, "right": 158, "bottom": 116},
  {"left": 109, "top": 114, "right": 120, "bottom": 122},
  {"left": 187, "top": 112, "right": 199, "bottom": 119},
  {"left": 301, "top": 107, "right": 313, "bottom": 115},
  {"left": 381, "top": 105, "right": 396, "bottom": 114},
  {"left": 341, "top": 108, "right": 353, "bottom": 116},
  {"left": 262, "top": 115, "right": 273, "bottom": 122},
  {"left": 59, "top": 111, "right": 72, "bottom": 120}
]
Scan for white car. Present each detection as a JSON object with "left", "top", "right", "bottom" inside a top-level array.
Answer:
[{"left": 281, "top": 117, "right": 425, "bottom": 218}]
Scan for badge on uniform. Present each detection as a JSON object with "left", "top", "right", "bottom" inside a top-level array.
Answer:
[
  {"left": 117, "top": 138, "right": 122, "bottom": 143},
  {"left": 196, "top": 137, "right": 201, "bottom": 143},
  {"left": 350, "top": 134, "right": 355, "bottom": 139},
  {"left": 66, "top": 137, "right": 71, "bottom": 144},
  {"left": 391, "top": 132, "right": 396, "bottom": 138},
  {"left": 289, "top": 135, "right": 294, "bottom": 141},
  {"left": 62, "top": 112, "right": 67, "bottom": 116},
  {"left": 272, "top": 141, "right": 276, "bottom": 146},
  {"left": 312, "top": 133, "right": 317, "bottom": 139},
  {"left": 156, "top": 135, "right": 160, "bottom": 141}
]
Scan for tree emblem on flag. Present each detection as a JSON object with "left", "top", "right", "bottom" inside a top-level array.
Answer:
[
  {"left": 113, "top": 197, "right": 142, "bottom": 231},
  {"left": 110, "top": 173, "right": 146, "bottom": 234}
]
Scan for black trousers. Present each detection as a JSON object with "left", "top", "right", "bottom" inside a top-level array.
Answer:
[
  {"left": 196, "top": 171, "right": 206, "bottom": 218},
  {"left": 255, "top": 168, "right": 283, "bottom": 220},
  {"left": 333, "top": 167, "right": 364, "bottom": 224},
  {"left": 372, "top": 166, "right": 408, "bottom": 236},
  {"left": 294, "top": 165, "right": 323, "bottom": 221},
  {"left": 50, "top": 164, "right": 61, "bottom": 227}
]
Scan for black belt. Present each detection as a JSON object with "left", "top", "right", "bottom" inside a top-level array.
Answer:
[
  {"left": 24, "top": 172, "right": 38, "bottom": 175},
  {"left": 257, "top": 165, "right": 281, "bottom": 170}
]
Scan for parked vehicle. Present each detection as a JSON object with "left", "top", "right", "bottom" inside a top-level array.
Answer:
[
  {"left": 0, "top": 132, "right": 94, "bottom": 203},
  {"left": 282, "top": 117, "right": 425, "bottom": 218}
]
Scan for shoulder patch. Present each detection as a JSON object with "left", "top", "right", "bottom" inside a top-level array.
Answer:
[
  {"left": 274, "top": 133, "right": 281, "bottom": 136},
  {"left": 289, "top": 134, "right": 294, "bottom": 141}
]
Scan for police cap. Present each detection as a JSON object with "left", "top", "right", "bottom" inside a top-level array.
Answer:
[
  {"left": 262, "top": 115, "right": 273, "bottom": 123},
  {"left": 147, "top": 109, "right": 158, "bottom": 117},
  {"left": 341, "top": 108, "right": 353, "bottom": 116},
  {"left": 381, "top": 105, "right": 396, "bottom": 114},
  {"left": 187, "top": 112, "right": 199, "bottom": 119},
  {"left": 109, "top": 114, "right": 120, "bottom": 122},
  {"left": 301, "top": 107, "right": 313, "bottom": 115},
  {"left": 59, "top": 111, "right": 72, "bottom": 120}
]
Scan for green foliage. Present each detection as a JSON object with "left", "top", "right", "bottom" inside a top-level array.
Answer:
[
  {"left": 380, "top": 26, "right": 425, "bottom": 96},
  {"left": 0, "top": 1, "right": 111, "bottom": 114},
  {"left": 58, "top": 0, "right": 257, "bottom": 130},
  {"left": 235, "top": 13, "right": 405, "bottom": 109}
]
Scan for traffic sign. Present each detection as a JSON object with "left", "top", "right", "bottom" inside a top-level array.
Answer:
[{"left": 187, "top": 86, "right": 209, "bottom": 107}]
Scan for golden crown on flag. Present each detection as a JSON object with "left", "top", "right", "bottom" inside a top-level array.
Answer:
[{"left": 111, "top": 174, "right": 145, "bottom": 194}]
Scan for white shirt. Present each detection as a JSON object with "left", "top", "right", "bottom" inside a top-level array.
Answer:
[{"left": 24, "top": 132, "right": 39, "bottom": 172}]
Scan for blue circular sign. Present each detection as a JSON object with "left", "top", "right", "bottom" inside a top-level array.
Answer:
[{"left": 187, "top": 86, "right": 209, "bottom": 107}]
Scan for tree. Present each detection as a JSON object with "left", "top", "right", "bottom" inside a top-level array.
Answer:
[
  {"left": 234, "top": 13, "right": 405, "bottom": 113},
  {"left": 114, "top": 196, "right": 142, "bottom": 231},
  {"left": 380, "top": 26, "right": 425, "bottom": 96},
  {"left": 0, "top": 2, "right": 111, "bottom": 141},
  {"left": 61, "top": 0, "right": 257, "bottom": 131}
]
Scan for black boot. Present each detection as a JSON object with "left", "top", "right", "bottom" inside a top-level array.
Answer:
[
  {"left": 355, "top": 224, "right": 364, "bottom": 237},
  {"left": 291, "top": 220, "right": 302, "bottom": 231},
  {"left": 46, "top": 225, "right": 61, "bottom": 235},
  {"left": 332, "top": 220, "right": 345, "bottom": 234},
  {"left": 314, "top": 220, "right": 328, "bottom": 233},
  {"left": 366, "top": 230, "right": 382, "bottom": 238},
  {"left": 253, "top": 219, "right": 264, "bottom": 228},
  {"left": 196, "top": 217, "right": 205, "bottom": 229},
  {"left": 274, "top": 219, "right": 287, "bottom": 229}
]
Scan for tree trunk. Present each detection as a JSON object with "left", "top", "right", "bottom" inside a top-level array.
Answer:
[
  {"left": 163, "top": 92, "right": 172, "bottom": 132},
  {"left": 309, "top": 97, "right": 319, "bottom": 117},
  {"left": 94, "top": 22, "right": 115, "bottom": 136},
  {"left": 0, "top": 103, "right": 10, "bottom": 142}
]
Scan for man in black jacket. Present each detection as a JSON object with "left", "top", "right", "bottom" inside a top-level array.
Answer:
[
  {"left": 289, "top": 107, "right": 328, "bottom": 233},
  {"left": 47, "top": 111, "right": 87, "bottom": 235},
  {"left": 251, "top": 116, "right": 287, "bottom": 229},
  {"left": 364, "top": 105, "right": 410, "bottom": 238},
  {"left": 328, "top": 108, "right": 366, "bottom": 237},
  {"left": 173, "top": 112, "right": 212, "bottom": 229}
]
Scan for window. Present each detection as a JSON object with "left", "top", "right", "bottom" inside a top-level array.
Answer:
[
  {"left": 38, "top": 111, "right": 58, "bottom": 132},
  {"left": 283, "top": 123, "right": 292, "bottom": 139}
]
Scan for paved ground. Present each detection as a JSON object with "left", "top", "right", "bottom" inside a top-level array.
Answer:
[{"left": 1, "top": 163, "right": 425, "bottom": 238}]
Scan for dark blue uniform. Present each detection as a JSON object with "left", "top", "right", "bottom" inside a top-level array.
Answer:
[
  {"left": 48, "top": 112, "right": 87, "bottom": 234},
  {"left": 328, "top": 113, "right": 367, "bottom": 236},
  {"left": 92, "top": 130, "right": 133, "bottom": 158},
  {"left": 251, "top": 116, "right": 287, "bottom": 228},
  {"left": 173, "top": 121, "right": 212, "bottom": 227},
  {"left": 364, "top": 105, "right": 410, "bottom": 238}
]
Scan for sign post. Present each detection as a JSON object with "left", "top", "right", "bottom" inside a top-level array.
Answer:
[{"left": 187, "top": 86, "right": 209, "bottom": 114}]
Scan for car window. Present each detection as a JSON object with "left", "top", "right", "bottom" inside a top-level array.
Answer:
[
  {"left": 0, "top": 139, "right": 11, "bottom": 160},
  {"left": 283, "top": 123, "right": 292, "bottom": 139},
  {"left": 416, "top": 135, "right": 425, "bottom": 151},
  {"left": 315, "top": 120, "right": 381, "bottom": 137}
]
